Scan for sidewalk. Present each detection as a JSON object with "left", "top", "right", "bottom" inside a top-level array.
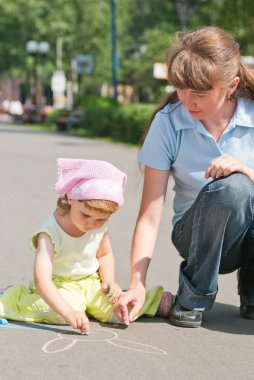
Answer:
[{"left": 0, "top": 121, "right": 253, "bottom": 380}]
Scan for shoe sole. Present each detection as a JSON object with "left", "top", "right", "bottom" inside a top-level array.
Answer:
[{"left": 169, "top": 315, "right": 202, "bottom": 328}]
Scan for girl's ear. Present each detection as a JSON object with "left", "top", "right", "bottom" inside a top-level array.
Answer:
[{"left": 67, "top": 197, "right": 72, "bottom": 206}]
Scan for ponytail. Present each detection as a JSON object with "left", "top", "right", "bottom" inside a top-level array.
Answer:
[{"left": 237, "top": 63, "right": 254, "bottom": 100}]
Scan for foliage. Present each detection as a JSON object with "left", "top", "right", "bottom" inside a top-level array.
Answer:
[
  {"left": 79, "top": 97, "right": 155, "bottom": 144},
  {"left": 74, "top": 95, "right": 116, "bottom": 109},
  {"left": 1, "top": 0, "right": 254, "bottom": 103},
  {"left": 45, "top": 108, "right": 61, "bottom": 125}
]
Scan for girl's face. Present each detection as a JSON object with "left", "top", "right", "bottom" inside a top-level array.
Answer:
[
  {"left": 68, "top": 200, "right": 111, "bottom": 234},
  {"left": 176, "top": 84, "right": 236, "bottom": 121}
]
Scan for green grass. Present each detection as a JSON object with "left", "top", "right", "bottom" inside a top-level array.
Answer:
[
  {"left": 21, "top": 122, "right": 139, "bottom": 147},
  {"left": 23, "top": 123, "right": 56, "bottom": 132}
]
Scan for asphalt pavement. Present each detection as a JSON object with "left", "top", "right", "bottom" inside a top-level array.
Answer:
[{"left": 0, "top": 118, "right": 253, "bottom": 380}]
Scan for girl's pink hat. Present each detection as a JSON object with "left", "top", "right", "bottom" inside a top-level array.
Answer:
[{"left": 55, "top": 158, "right": 127, "bottom": 206}]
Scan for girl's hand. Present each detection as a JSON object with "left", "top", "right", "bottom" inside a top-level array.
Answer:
[
  {"left": 102, "top": 282, "right": 122, "bottom": 304},
  {"left": 64, "top": 310, "right": 90, "bottom": 335},
  {"left": 205, "top": 154, "right": 245, "bottom": 180}
]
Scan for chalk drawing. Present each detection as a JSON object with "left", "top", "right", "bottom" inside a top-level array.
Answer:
[
  {"left": 0, "top": 322, "right": 167, "bottom": 355},
  {"left": 42, "top": 329, "right": 168, "bottom": 355}
]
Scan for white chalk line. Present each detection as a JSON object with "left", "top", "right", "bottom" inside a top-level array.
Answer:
[
  {"left": 0, "top": 323, "right": 168, "bottom": 355},
  {"left": 42, "top": 328, "right": 168, "bottom": 355}
]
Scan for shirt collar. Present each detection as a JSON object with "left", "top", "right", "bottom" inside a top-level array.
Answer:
[
  {"left": 233, "top": 97, "right": 254, "bottom": 128},
  {"left": 170, "top": 97, "right": 254, "bottom": 132}
]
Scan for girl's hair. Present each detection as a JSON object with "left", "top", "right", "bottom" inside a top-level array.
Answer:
[
  {"left": 142, "top": 25, "right": 254, "bottom": 143},
  {"left": 57, "top": 195, "right": 119, "bottom": 215}
]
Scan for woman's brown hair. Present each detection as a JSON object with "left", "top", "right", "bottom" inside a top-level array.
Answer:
[{"left": 142, "top": 26, "right": 254, "bottom": 142}]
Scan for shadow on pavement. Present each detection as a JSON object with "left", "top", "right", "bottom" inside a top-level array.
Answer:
[
  {"left": 203, "top": 302, "right": 254, "bottom": 335},
  {"left": 110, "top": 302, "right": 254, "bottom": 336},
  {"left": 99, "top": 322, "right": 128, "bottom": 330},
  {"left": 8, "top": 321, "right": 72, "bottom": 334},
  {"left": 5, "top": 320, "right": 128, "bottom": 334}
]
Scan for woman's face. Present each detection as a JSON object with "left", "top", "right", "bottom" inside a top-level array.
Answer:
[{"left": 176, "top": 85, "right": 232, "bottom": 121}]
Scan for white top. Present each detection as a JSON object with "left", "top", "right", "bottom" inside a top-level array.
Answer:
[{"left": 28, "top": 214, "right": 108, "bottom": 279}]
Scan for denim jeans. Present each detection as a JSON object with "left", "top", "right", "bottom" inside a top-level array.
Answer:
[{"left": 171, "top": 173, "right": 254, "bottom": 311}]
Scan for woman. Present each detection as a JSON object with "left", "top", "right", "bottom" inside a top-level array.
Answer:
[{"left": 115, "top": 26, "right": 254, "bottom": 328}]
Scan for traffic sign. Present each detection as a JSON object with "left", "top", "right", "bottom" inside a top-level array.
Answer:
[{"left": 73, "top": 55, "right": 93, "bottom": 74}]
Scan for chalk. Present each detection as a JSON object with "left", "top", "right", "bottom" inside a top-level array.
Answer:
[
  {"left": 0, "top": 318, "right": 8, "bottom": 325},
  {"left": 81, "top": 331, "right": 89, "bottom": 335},
  {"left": 102, "top": 284, "right": 109, "bottom": 293}
]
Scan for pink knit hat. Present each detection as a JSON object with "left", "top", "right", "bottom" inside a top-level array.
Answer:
[{"left": 55, "top": 158, "right": 127, "bottom": 206}]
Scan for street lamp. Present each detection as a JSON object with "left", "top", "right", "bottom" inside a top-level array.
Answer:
[
  {"left": 175, "top": 0, "right": 187, "bottom": 31},
  {"left": 26, "top": 40, "right": 50, "bottom": 108},
  {"left": 110, "top": 0, "right": 118, "bottom": 102}
]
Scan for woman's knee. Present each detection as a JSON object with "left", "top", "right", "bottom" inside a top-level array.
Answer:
[{"left": 206, "top": 173, "right": 254, "bottom": 209}]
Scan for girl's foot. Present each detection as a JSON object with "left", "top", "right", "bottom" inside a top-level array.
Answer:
[{"left": 156, "top": 291, "right": 175, "bottom": 318}]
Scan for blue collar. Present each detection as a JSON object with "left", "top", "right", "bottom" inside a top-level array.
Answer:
[
  {"left": 168, "top": 97, "right": 254, "bottom": 132},
  {"left": 234, "top": 97, "right": 254, "bottom": 128}
]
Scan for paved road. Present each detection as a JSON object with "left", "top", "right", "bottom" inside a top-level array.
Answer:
[{"left": 0, "top": 120, "right": 253, "bottom": 380}]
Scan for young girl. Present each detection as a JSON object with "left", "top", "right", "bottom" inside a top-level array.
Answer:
[{"left": 0, "top": 158, "right": 173, "bottom": 333}]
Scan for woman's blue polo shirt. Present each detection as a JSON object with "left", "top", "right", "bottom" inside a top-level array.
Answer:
[{"left": 139, "top": 97, "right": 254, "bottom": 225}]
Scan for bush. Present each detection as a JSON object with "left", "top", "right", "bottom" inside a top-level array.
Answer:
[
  {"left": 111, "top": 103, "right": 155, "bottom": 143},
  {"left": 82, "top": 98, "right": 117, "bottom": 137},
  {"left": 75, "top": 95, "right": 116, "bottom": 109},
  {"left": 79, "top": 97, "right": 155, "bottom": 144},
  {"left": 45, "top": 109, "right": 61, "bottom": 125}
]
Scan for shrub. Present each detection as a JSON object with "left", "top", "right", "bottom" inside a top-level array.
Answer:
[
  {"left": 82, "top": 97, "right": 117, "bottom": 137},
  {"left": 45, "top": 108, "right": 61, "bottom": 125},
  {"left": 79, "top": 97, "right": 155, "bottom": 144},
  {"left": 111, "top": 103, "right": 155, "bottom": 143}
]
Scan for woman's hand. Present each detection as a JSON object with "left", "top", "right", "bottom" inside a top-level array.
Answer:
[
  {"left": 63, "top": 310, "right": 90, "bottom": 335},
  {"left": 205, "top": 154, "right": 247, "bottom": 180},
  {"left": 102, "top": 281, "right": 122, "bottom": 304},
  {"left": 114, "top": 284, "right": 146, "bottom": 325}
]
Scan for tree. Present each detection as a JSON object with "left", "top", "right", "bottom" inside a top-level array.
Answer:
[{"left": 1, "top": 0, "right": 254, "bottom": 103}]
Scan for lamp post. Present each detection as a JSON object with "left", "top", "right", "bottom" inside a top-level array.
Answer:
[
  {"left": 110, "top": 0, "right": 118, "bottom": 102},
  {"left": 26, "top": 40, "right": 50, "bottom": 107},
  {"left": 175, "top": 0, "right": 187, "bottom": 30}
]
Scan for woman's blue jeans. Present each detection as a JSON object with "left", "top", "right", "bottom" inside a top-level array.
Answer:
[{"left": 171, "top": 173, "right": 254, "bottom": 311}]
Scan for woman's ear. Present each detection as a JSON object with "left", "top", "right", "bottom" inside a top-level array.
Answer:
[
  {"left": 230, "top": 76, "right": 240, "bottom": 91},
  {"left": 227, "top": 77, "right": 240, "bottom": 99},
  {"left": 67, "top": 197, "right": 72, "bottom": 205}
]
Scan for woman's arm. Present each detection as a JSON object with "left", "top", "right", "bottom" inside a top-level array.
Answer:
[
  {"left": 97, "top": 232, "right": 122, "bottom": 303},
  {"left": 34, "top": 232, "right": 89, "bottom": 334},
  {"left": 115, "top": 166, "right": 170, "bottom": 324}
]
